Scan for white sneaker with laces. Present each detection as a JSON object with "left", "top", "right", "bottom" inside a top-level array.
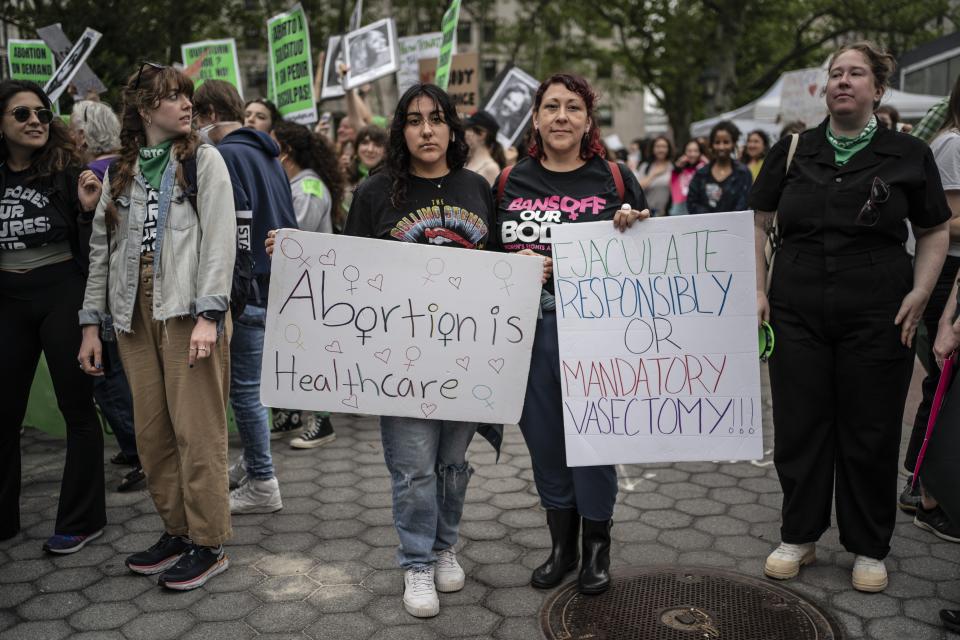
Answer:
[
  {"left": 763, "top": 542, "right": 815, "bottom": 580},
  {"left": 403, "top": 565, "right": 440, "bottom": 618},
  {"left": 229, "top": 477, "right": 283, "bottom": 514},
  {"left": 852, "top": 555, "right": 887, "bottom": 592},
  {"left": 227, "top": 457, "right": 247, "bottom": 490},
  {"left": 435, "top": 548, "right": 465, "bottom": 592}
]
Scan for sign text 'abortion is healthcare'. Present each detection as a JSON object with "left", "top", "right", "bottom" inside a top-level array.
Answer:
[
  {"left": 551, "top": 211, "right": 762, "bottom": 466},
  {"left": 262, "top": 230, "right": 542, "bottom": 423}
]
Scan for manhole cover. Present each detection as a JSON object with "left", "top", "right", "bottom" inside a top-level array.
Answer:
[{"left": 539, "top": 566, "right": 843, "bottom": 640}]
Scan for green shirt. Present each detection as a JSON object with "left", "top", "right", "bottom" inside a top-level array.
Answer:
[
  {"left": 138, "top": 140, "right": 173, "bottom": 190},
  {"left": 826, "top": 115, "right": 877, "bottom": 166}
]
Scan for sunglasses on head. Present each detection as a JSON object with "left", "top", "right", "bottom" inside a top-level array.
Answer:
[
  {"left": 5, "top": 106, "right": 54, "bottom": 125},
  {"left": 133, "top": 61, "right": 167, "bottom": 89}
]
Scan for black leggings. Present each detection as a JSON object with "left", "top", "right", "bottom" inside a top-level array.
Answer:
[{"left": 0, "top": 260, "right": 105, "bottom": 539}]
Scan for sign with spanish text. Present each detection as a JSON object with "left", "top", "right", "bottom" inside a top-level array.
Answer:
[
  {"left": 267, "top": 3, "right": 318, "bottom": 124},
  {"left": 261, "top": 230, "right": 543, "bottom": 423},
  {"left": 181, "top": 38, "right": 243, "bottom": 97},
  {"left": 551, "top": 211, "right": 763, "bottom": 466},
  {"left": 397, "top": 32, "right": 442, "bottom": 95},
  {"left": 7, "top": 40, "right": 56, "bottom": 85},
  {"left": 419, "top": 52, "right": 479, "bottom": 115}
]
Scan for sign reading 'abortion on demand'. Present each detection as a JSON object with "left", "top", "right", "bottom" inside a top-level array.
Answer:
[
  {"left": 261, "top": 230, "right": 543, "bottom": 423},
  {"left": 551, "top": 211, "right": 762, "bottom": 466}
]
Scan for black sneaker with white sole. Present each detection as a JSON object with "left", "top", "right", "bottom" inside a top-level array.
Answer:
[
  {"left": 158, "top": 544, "right": 229, "bottom": 590},
  {"left": 898, "top": 475, "right": 922, "bottom": 514},
  {"left": 126, "top": 533, "right": 192, "bottom": 575},
  {"left": 290, "top": 415, "right": 336, "bottom": 449},
  {"left": 914, "top": 505, "right": 960, "bottom": 543}
]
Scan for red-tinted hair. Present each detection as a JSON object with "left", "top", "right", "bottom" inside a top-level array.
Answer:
[{"left": 528, "top": 73, "right": 605, "bottom": 161}]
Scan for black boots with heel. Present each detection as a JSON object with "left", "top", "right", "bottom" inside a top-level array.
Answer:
[{"left": 578, "top": 517, "right": 612, "bottom": 595}]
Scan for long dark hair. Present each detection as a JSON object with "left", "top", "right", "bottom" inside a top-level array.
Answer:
[
  {"left": 943, "top": 74, "right": 960, "bottom": 134},
  {"left": 273, "top": 120, "right": 345, "bottom": 217},
  {"left": 245, "top": 98, "right": 281, "bottom": 131},
  {"left": 0, "top": 80, "right": 80, "bottom": 181},
  {"left": 387, "top": 83, "right": 468, "bottom": 208},
  {"left": 107, "top": 65, "right": 199, "bottom": 228},
  {"left": 351, "top": 124, "right": 388, "bottom": 183},
  {"left": 528, "top": 73, "right": 604, "bottom": 162},
  {"left": 471, "top": 124, "right": 507, "bottom": 169}
]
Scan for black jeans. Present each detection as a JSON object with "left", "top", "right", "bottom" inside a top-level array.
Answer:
[
  {"left": 0, "top": 261, "right": 106, "bottom": 539},
  {"left": 905, "top": 255, "right": 960, "bottom": 473}
]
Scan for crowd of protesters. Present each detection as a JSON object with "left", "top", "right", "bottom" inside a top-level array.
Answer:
[{"left": 4, "top": 37, "right": 960, "bottom": 632}]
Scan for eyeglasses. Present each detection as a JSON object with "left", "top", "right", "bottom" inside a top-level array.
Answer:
[
  {"left": 133, "top": 61, "right": 166, "bottom": 89},
  {"left": 5, "top": 106, "right": 54, "bottom": 125},
  {"left": 404, "top": 112, "right": 447, "bottom": 129},
  {"left": 856, "top": 176, "right": 890, "bottom": 226}
]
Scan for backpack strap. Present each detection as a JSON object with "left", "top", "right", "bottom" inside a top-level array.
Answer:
[
  {"left": 496, "top": 164, "right": 514, "bottom": 204},
  {"left": 607, "top": 160, "right": 625, "bottom": 202}
]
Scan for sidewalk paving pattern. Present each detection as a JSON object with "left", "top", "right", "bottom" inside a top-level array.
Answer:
[{"left": 2, "top": 367, "right": 960, "bottom": 640}]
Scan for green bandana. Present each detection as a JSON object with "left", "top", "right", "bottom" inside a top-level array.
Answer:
[
  {"left": 826, "top": 115, "right": 878, "bottom": 166},
  {"left": 138, "top": 140, "right": 173, "bottom": 190}
]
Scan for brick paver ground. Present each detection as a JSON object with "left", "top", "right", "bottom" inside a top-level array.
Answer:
[{"left": 2, "top": 365, "right": 959, "bottom": 639}]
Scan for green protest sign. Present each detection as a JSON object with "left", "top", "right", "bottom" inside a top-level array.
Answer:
[
  {"left": 181, "top": 38, "right": 243, "bottom": 98},
  {"left": 7, "top": 39, "right": 56, "bottom": 85},
  {"left": 434, "top": 0, "right": 461, "bottom": 91},
  {"left": 267, "top": 3, "right": 318, "bottom": 124}
]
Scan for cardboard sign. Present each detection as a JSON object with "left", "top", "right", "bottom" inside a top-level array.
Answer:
[
  {"left": 418, "top": 53, "right": 479, "bottom": 115},
  {"left": 43, "top": 28, "right": 101, "bottom": 103},
  {"left": 7, "top": 40, "right": 56, "bottom": 85},
  {"left": 36, "top": 24, "right": 106, "bottom": 97},
  {"left": 342, "top": 18, "right": 400, "bottom": 90},
  {"left": 397, "top": 32, "right": 442, "bottom": 95},
  {"left": 181, "top": 38, "right": 243, "bottom": 97},
  {"left": 261, "top": 230, "right": 543, "bottom": 423},
  {"left": 550, "top": 211, "right": 763, "bottom": 466},
  {"left": 267, "top": 3, "right": 318, "bottom": 124}
]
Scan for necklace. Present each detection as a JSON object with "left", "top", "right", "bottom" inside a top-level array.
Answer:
[{"left": 417, "top": 172, "right": 447, "bottom": 189}]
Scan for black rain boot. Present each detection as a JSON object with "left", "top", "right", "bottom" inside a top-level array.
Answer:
[
  {"left": 578, "top": 518, "right": 612, "bottom": 595},
  {"left": 531, "top": 509, "right": 580, "bottom": 588}
]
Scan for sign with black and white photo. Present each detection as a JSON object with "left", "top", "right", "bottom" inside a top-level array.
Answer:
[
  {"left": 37, "top": 23, "right": 106, "bottom": 98},
  {"left": 320, "top": 35, "right": 345, "bottom": 100},
  {"left": 43, "top": 27, "right": 102, "bottom": 103},
  {"left": 484, "top": 66, "right": 539, "bottom": 148},
  {"left": 343, "top": 18, "right": 399, "bottom": 90}
]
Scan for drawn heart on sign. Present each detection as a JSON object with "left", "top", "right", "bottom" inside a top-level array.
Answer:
[
  {"left": 374, "top": 348, "right": 391, "bottom": 364},
  {"left": 488, "top": 358, "right": 505, "bottom": 373},
  {"left": 367, "top": 274, "right": 384, "bottom": 291},
  {"left": 325, "top": 341, "right": 343, "bottom": 354},
  {"left": 456, "top": 356, "right": 470, "bottom": 370},
  {"left": 807, "top": 83, "right": 817, "bottom": 96},
  {"left": 448, "top": 276, "right": 462, "bottom": 289},
  {"left": 319, "top": 249, "right": 336, "bottom": 266},
  {"left": 421, "top": 402, "right": 437, "bottom": 418},
  {"left": 342, "top": 395, "right": 358, "bottom": 409}
]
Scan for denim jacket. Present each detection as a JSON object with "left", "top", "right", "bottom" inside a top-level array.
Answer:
[{"left": 79, "top": 144, "right": 236, "bottom": 332}]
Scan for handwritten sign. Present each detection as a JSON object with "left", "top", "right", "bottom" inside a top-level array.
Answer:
[
  {"left": 181, "top": 38, "right": 243, "bottom": 97},
  {"left": 780, "top": 67, "right": 827, "bottom": 127},
  {"left": 397, "top": 32, "right": 442, "bottom": 95},
  {"left": 551, "top": 211, "right": 762, "bottom": 466},
  {"left": 419, "top": 52, "right": 479, "bottom": 115},
  {"left": 267, "top": 3, "right": 317, "bottom": 124},
  {"left": 261, "top": 230, "right": 543, "bottom": 423}
]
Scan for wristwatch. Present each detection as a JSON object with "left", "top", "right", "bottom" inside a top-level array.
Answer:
[{"left": 199, "top": 310, "right": 223, "bottom": 322}]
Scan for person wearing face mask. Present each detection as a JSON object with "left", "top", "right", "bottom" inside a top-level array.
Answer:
[
  {"left": 243, "top": 98, "right": 280, "bottom": 133},
  {"left": 751, "top": 42, "right": 950, "bottom": 593},
  {"left": 686, "top": 120, "right": 753, "bottom": 214},
  {"left": 0, "top": 80, "right": 107, "bottom": 553},
  {"left": 192, "top": 80, "right": 299, "bottom": 515},
  {"left": 77, "top": 63, "right": 236, "bottom": 589}
]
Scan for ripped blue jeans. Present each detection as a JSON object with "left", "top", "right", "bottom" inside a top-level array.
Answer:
[{"left": 379, "top": 416, "right": 476, "bottom": 568}]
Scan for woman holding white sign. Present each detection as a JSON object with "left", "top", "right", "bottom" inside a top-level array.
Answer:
[
  {"left": 751, "top": 42, "right": 950, "bottom": 592},
  {"left": 492, "top": 72, "right": 649, "bottom": 595}
]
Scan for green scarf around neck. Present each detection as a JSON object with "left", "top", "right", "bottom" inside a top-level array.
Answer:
[
  {"left": 826, "top": 115, "right": 878, "bottom": 166},
  {"left": 138, "top": 140, "right": 174, "bottom": 190}
]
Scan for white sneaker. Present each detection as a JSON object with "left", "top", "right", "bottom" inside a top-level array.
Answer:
[
  {"left": 763, "top": 542, "right": 815, "bottom": 580},
  {"left": 435, "top": 548, "right": 465, "bottom": 593},
  {"left": 403, "top": 565, "right": 440, "bottom": 618},
  {"left": 227, "top": 457, "right": 247, "bottom": 490},
  {"left": 852, "top": 555, "right": 887, "bottom": 592},
  {"left": 229, "top": 477, "right": 283, "bottom": 514}
]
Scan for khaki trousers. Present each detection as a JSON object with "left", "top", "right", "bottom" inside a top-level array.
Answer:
[{"left": 117, "top": 255, "right": 232, "bottom": 546}]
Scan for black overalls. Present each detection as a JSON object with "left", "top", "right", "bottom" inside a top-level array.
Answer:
[{"left": 749, "top": 120, "right": 950, "bottom": 559}]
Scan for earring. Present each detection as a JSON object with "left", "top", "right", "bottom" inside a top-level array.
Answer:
[{"left": 145, "top": 118, "right": 152, "bottom": 127}]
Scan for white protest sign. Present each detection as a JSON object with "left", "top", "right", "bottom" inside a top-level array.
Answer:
[
  {"left": 261, "top": 230, "right": 543, "bottom": 423},
  {"left": 397, "top": 32, "right": 442, "bottom": 95},
  {"left": 780, "top": 67, "right": 827, "bottom": 127},
  {"left": 551, "top": 211, "right": 763, "bottom": 466},
  {"left": 37, "top": 24, "right": 107, "bottom": 98},
  {"left": 43, "top": 28, "right": 101, "bottom": 103}
]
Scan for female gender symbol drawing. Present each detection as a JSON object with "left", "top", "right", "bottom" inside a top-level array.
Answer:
[
  {"left": 493, "top": 260, "right": 514, "bottom": 295},
  {"left": 422, "top": 257, "right": 445, "bottom": 285},
  {"left": 342, "top": 265, "right": 360, "bottom": 294},
  {"left": 284, "top": 324, "right": 306, "bottom": 350},
  {"left": 280, "top": 237, "right": 311, "bottom": 268},
  {"left": 404, "top": 346, "right": 422, "bottom": 370},
  {"left": 472, "top": 384, "right": 494, "bottom": 409}
]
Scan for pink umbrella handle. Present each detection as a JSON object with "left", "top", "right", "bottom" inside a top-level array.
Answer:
[{"left": 913, "top": 354, "right": 957, "bottom": 489}]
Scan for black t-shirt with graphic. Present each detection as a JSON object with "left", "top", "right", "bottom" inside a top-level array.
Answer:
[
  {"left": 0, "top": 165, "right": 69, "bottom": 251},
  {"left": 141, "top": 187, "right": 159, "bottom": 254},
  {"left": 344, "top": 169, "right": 494, "bottom": 249},
  {"left": 494, "top": 155, "right": 646, "bottom": 291}
]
